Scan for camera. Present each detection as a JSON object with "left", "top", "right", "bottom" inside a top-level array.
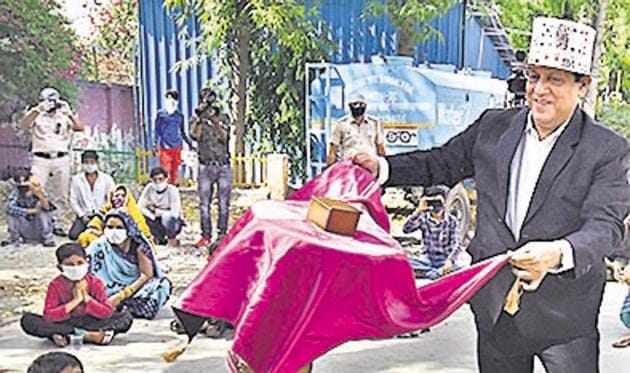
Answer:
[
  {"left": 507, "top": 50, "right": 527, "bottom": 107},
  {"left": 44, "top": 100, "right": 63, "bottom": 113},
  {"left": 426, "top": 198, "right": 444, "bottom": 212}
]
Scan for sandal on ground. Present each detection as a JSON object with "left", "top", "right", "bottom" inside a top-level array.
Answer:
[
  {"left": 204, "top": 320, "right": 233, "bottom": 339},
  {"left": 612, "top": 335, "right": 630, "bottom": 348},
  {"left": 52, "top": 334, "right": 68, "bottom": 347},
  {"left": 84, "top": 330, "right": 115, "bottom": 345},
  {"left": 170, "top": 319, "right": 210, "bottom": 335},
  {"left": 102, "top": 330, "right": 115, "bottom": 345},
  {"left": 95, "top": 330, "right": 115, "bottom": 345},
  {"left": 170, "top": 319, "right": 186, "bottom": 335}
]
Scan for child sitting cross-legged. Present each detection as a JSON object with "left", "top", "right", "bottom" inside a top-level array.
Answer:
[{"left": 20, "top": 242, "right": 133, "bottom": 346}]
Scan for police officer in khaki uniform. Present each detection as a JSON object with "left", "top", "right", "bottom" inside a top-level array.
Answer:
[
  {"left": 20, "top": 88, "right": 85, "bottom": 236},
  {"left": 327, "top": 94, "right": 385, "bottom": 166}
]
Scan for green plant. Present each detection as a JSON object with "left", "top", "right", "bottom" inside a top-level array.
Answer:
[
  {"left": 596, "top": 101, "right": 630, "bottom": 138},
  {"left": 0, "top": 0, "right": 80, "bottom": 122},
  {"left": 365, "top": 0, "right": 456, "bottom": 56},
  {"left": 84, "top": 0, "right": 138, "bottom": 84}
]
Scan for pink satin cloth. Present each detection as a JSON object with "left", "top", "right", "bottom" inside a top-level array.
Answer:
[{"left": 175, "top": 161, "right": 508, "bottom": 372}]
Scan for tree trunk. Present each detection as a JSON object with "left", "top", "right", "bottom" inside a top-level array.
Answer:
[
  {"left": 583, "top": 0, "right": 607, "bottom": 117},
  {"left": 229, "top": 2, "right": 251, "bottom": 186},
  {"left": 231, "top": 3, "right": 251, "bottom": 160},
  {"left": 397, "top": 17, "right": 416, "bottom": 57}
]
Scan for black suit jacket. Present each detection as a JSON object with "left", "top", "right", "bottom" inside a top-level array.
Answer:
[{"left": 385, "top": 107, "right": 630, "bottom": 340}]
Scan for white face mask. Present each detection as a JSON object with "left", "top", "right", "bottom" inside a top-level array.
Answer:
[
  {"left": 61, "top": 264, "right": 89, "bottom": 282},
  {"left": 165, "top": 98, "right": 178, "bottom": 114},
  {"left": 83, "top": 164, "right": 98, "bottom": 174},
  {"left": 152, "top": 181, "right": 168, "bottom": 193},
  {"left": 104, "top": 227, "right": 128, "bottom": 245}
]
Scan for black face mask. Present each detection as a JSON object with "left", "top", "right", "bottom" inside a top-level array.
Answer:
[
  {"left": 17, "top": 185, "right": 30, "bottom": 194},
  {"left": 350, "top": 106, "right": 366, "bottom": 118}
]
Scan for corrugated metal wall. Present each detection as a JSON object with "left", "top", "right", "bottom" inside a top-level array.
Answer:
[
  {"left": 306, "top": 0, "right": 510, "bottom": 77},
  {"left": 138, "top": 0, "right": 214, "bottom": 150},
  {"left": 137, "top": 0, "right": 511, "bottom": 149},
  {"left": 305, "top": 0, "right": 398, "bottom": 63}
]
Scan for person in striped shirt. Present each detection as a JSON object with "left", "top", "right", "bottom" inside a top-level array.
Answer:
[{"left": 402, "top": 185, "right": 462, "bottom": 279}]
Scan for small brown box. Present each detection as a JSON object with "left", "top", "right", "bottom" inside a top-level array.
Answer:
[{"left": 307, "top": 197, "right": 361, "bottom": 236}]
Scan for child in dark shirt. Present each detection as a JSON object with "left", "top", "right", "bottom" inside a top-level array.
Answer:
[{"left": 20, "top": 243, "right": 133, "bottom": 346}]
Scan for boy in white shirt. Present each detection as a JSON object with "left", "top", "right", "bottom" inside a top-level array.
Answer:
[{"left": 138, "top": 167, "right": 183, "bottom": 246}]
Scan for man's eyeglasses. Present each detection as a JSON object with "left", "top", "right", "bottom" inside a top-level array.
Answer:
[{"left": 524, "top": 69, "right": 568, "bottom": 87}]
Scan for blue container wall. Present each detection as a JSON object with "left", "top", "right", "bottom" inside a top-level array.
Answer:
[
  {"left": 305, "top": 0, "right": 510, "bottom": 78},
  {"left": 463, "top": 17, "right": 511, "bottom": 78},
  {"left": 138, "top": 0, "right": 511, "bottom": 149},
  {"left": 305, "top": 0, "right": 398, "bottom": 63},
  {"left": 138, "top": 0, "right": 214, "bottom": 150}
]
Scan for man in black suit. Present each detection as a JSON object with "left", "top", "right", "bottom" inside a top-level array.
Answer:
[{"left": 354, "top": 17, "right": 630, "bottom": 372}]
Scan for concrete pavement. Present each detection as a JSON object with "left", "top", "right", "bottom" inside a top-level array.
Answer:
[{"left": 0, "top": 282, "right": 628, "bottom": 372}]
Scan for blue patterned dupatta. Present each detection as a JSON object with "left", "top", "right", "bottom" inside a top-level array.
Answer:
[{"left": 87, "top": 210, "right": 171, "bottom": 319}]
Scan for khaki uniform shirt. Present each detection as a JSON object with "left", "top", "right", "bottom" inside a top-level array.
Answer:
[
  {"left": 331, "top": 114, "right": 384, "bottom": 158},
  {"left": 30, "top": 111, "right": 73, "bottom": 153}
]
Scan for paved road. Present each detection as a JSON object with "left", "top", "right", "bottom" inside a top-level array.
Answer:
[{"left": 0, "top": 283, "right": 628, "bottom": 372}]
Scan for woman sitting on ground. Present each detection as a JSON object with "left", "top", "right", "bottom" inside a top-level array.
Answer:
[
  {"left": 21, "top": 243, "right": 133, "bottom": 347},
  {"left": 77, "top": 184, "right": 154, "bottom": 249},
  {"left": 86, "top": 210, "right": 171, "bottom": 319}
]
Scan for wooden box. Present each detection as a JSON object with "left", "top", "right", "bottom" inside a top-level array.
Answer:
[{"left": 307, "top": 197, "right": 361, "bottom": 236}]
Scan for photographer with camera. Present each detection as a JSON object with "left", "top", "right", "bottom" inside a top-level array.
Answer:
[
  {"left": 2, "top": 169, "right": 55, "bottom": 247},
  {"left": 507, "top": 50, "right": 528, "bottom": 107},
  {"left": 190, "top": 88, "right": 232, "bottom": 249},
  {"left": 402, "top": 185, "right": 462, "bottom": 280},
  {"left": 19, "top": 88, "right": 85, "bottom": 237}
]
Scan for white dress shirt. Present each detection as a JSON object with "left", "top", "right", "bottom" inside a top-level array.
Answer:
[
  {"left": 505, "top": 114, "right": 574, "bottom": 272},
  {"left": 69, "top": 171, "right": 115, "bottom": 218}
]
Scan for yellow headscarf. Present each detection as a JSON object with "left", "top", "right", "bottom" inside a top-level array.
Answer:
[{"left": 77, "top": 184, "right": 155, "bottom": 251}]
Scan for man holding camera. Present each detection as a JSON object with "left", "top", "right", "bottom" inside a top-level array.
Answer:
[
  {"left": 20, "top": 88, "right": 85, "bottom": 237},
  {"left": 2, "top": 169, "right": 55, "bottom": 247},
  {"left": 190, "top": 88, "right": 232, "bottom": 249},
  {"left": 402, "top": 185, "right": 462, "bottom": 279}
]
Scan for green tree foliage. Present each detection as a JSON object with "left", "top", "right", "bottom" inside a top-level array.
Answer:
[
  {"left": 84, "top": 0, "right": 139, "bottom": 85},
  {"left": 598, "top": 101, "right": 630, "bottom": 138},
  {"left": 365, "top": 0, "right": 456, "bottom": 56},
  {"left": 597, "top": 0, "right": 629, "bottom": 99},
  {"left": 0, "top": 0, "right": 80, "bottom": 121},
  {"left": 165, "top": 0, "right": 332, "bottom": 181}
]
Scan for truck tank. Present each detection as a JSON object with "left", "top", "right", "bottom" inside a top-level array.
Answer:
[{"left": 305, "top": 57, "right": 508, "bottom": 240}]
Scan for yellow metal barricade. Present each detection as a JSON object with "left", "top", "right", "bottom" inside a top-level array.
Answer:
[
  {"left": 231, "top": 155, "right": 268, "bottom": 188},
  {"left": 135, "top": 149, "right": 154, "bottom": 184},
  {"left": 133, "top": 150, "right": 268, "bottom": 188}
]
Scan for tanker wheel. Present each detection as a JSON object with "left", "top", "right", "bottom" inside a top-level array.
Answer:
[{"left": 446, "top": 182, "right": 471, "bottom": 243}]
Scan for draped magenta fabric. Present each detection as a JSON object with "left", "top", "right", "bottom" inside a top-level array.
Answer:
[{"left": 175, "top": 161, "right": 508, "bottom": 372}]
